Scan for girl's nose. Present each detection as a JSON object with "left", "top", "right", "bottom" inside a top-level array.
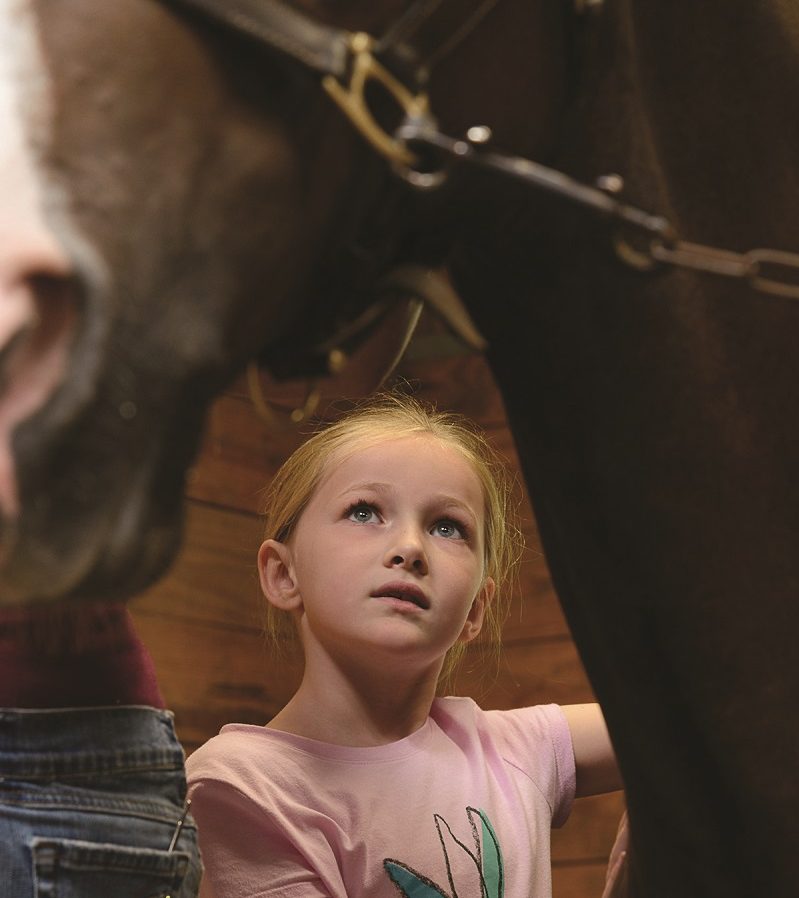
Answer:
[{"left": 385, "top": 539, "right": 428, "bottom": 575}]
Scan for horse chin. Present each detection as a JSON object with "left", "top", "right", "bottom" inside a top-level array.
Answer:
[
  {"left": 0, "top": 509, "right": 183, "bottom": 608},
  {"left": 0, "top": 428, "right": 188, "bottom": 607},
  {"left": 0, "top": 315, "right": 212, "bottom": 606}
]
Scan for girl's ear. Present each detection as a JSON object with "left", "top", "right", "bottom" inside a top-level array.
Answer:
[
  {"left": 459, "top": 577, "right": 495, "bottom": 644},
  {"left": 258, "top": 539, "right": 302, "bottom": 611}
]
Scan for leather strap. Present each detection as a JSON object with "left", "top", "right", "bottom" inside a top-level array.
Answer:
[
  {"left": 163, "top": 0, "right": 500, "bottom": 87},
  {"left": 166, "top": 0, "right": 352, "bottom": 78}
]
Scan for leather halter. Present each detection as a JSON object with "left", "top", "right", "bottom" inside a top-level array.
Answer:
[
  {"left": 162, "top": 0, "right": 527, "bottom": 179},
  {"left": 164, "top": 0, "right": 357, "bottom": 80},
  {"left": 162, "top": 0, "right": 498, "bottom": 85},
  {"left": 161, "top": 0, "right": 490, "bottom": 163},
  {"left": 158, "top": 0, "right": 499, "bottom": 410},
  {"left": 159, "top": 0, "right": 799, "bottom": 407}
]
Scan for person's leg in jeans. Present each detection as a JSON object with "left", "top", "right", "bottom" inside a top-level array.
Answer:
[{"left": 0, "top": 604, "right": 202, "bottom": 897}]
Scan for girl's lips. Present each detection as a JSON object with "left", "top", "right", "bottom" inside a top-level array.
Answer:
[{"left": 371, "top": 582, "right": 430, "bottom": 610}]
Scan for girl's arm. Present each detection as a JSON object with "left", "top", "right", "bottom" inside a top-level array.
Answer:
[{"left": 562, "top": 703, "right": 623, "bottom": 797}]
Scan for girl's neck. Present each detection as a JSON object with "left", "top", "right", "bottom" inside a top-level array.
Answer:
[{"left": 267, "top": 652, "right": 442, "bottom": 747}]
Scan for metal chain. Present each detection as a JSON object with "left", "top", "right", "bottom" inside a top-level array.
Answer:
[
  {"left": 648, "top": 241, "right": 799, "bottom": 299},
  {"left": 395, "top": 119, "right": 799, "bottom": 301}
]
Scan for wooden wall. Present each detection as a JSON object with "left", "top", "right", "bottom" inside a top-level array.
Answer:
[{"left": 130, "top": 313, "right": 625, "bottom": 897}]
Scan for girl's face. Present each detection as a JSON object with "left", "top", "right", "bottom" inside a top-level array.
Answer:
[{"left": 262, "top": 434, "right": 494, "bottom": 678}]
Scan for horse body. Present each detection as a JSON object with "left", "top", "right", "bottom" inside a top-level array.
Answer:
[
  {"left": 1, "top": 0, "right": 798, "bottom": 894},
  {"left": 451, "top": 4, "right": 799, "bottom": 893}
]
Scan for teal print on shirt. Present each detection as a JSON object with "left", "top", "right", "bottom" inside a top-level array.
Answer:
[{"left": 384, "top": 806, "right": 504, "bottom": 898}]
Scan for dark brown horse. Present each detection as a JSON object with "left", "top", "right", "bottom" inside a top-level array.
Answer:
[{"left": 2, "top": 1, "right": 799, "bottom": 894}]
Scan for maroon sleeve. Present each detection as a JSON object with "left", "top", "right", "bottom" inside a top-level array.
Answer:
[{"left": 0, "top": 601, "right": 164, "bottom": 708}]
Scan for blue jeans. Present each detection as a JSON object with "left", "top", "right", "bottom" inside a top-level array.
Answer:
[{"left": 0, "top": 706, "right": 201, "bottom": 897}]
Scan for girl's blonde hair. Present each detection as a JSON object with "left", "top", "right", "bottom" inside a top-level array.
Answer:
[{"left": 261, "top": 393, "right": 523, "bottom": 686}]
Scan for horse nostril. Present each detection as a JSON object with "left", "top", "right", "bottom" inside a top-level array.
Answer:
[
  {"left": 0, "top": 274, "right": 78, "bottom": 395},
  {"left": 0, "top": 271, "right": 79, "bottom": 517}
]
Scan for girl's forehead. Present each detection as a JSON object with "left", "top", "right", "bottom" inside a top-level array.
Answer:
[
  {"left": 319, "top": 433, "right": 483, "bottom": 495},
  {"left": 328, "top": 432, "right": 468, "bottom": 469}
]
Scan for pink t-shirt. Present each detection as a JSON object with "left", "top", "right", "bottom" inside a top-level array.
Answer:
[{"left": 187, "top": 697, "right": 576, "bottom": 898}]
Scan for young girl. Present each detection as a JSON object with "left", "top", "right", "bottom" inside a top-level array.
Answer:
[{"left": 186, "top": 395, "right": 621, "bottom": 898}]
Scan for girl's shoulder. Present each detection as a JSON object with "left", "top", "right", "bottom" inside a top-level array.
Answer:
[
  {"left": 432, "top": 695, "right": 569, "bottom": 741},
  {"left": 185, "top": 723, "right": 294, "bottom": 786},
  {"left": 431, "top": 697, "right": 576, "bottom": 826}
]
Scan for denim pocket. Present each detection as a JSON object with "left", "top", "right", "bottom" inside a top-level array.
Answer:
[{"left": 31, "top": 837, "right": 193, "bottom": 898}]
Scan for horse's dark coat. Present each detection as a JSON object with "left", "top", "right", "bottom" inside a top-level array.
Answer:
[
  {"left": 450, "top": 4, "right": 799, "bottom": 894},
  {"left": 4, "top": 1, "right": 799, "bottom": 894}
]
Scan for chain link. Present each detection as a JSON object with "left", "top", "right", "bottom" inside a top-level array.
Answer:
[{"left": 646, "top": 241, "right": 799, "bottom": 299}]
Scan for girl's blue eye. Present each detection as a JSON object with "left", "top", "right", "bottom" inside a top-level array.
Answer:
[
  {"left": 433, "top": 519, "right": 465, "bottom": 540},
  {"left": 347, "top": 503, "right": 378, "bottom": 524}
]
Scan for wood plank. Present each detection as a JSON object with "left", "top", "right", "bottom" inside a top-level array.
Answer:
[
  {"left": 188, "top": 392, "right": 308, "bottom": 514},
  {"left": 453, "top": 637, "right": 596, "bottom": 708},
  {"left": 132, "top": 610, "right": 303, "bottom": 754},
  {"left": 132, "top": 501, "right": 264, "bottom": 629},
  {"left": 552, "top": 792, "right": 627, "bottom": 863},
  {"left": 396, "top": 354, "right": 509, "bottom": 426},
  {"left": 504, "top": 554, "right": 570, "bottom": 641},
  {"left": 552, "top": 861, "right": 610, "bottom": 898}
]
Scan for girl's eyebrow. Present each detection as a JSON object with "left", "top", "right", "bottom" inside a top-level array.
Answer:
[
  {"left": 335, "top": 481, "right": 391, "bottom": 499},
  {"left": 436, "top": 497, "right": 479, "bottom": 523}
]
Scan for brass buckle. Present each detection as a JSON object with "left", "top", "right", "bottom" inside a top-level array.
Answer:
[{"left": 322, "top": 32, "right": 430, "bottom": 169}]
